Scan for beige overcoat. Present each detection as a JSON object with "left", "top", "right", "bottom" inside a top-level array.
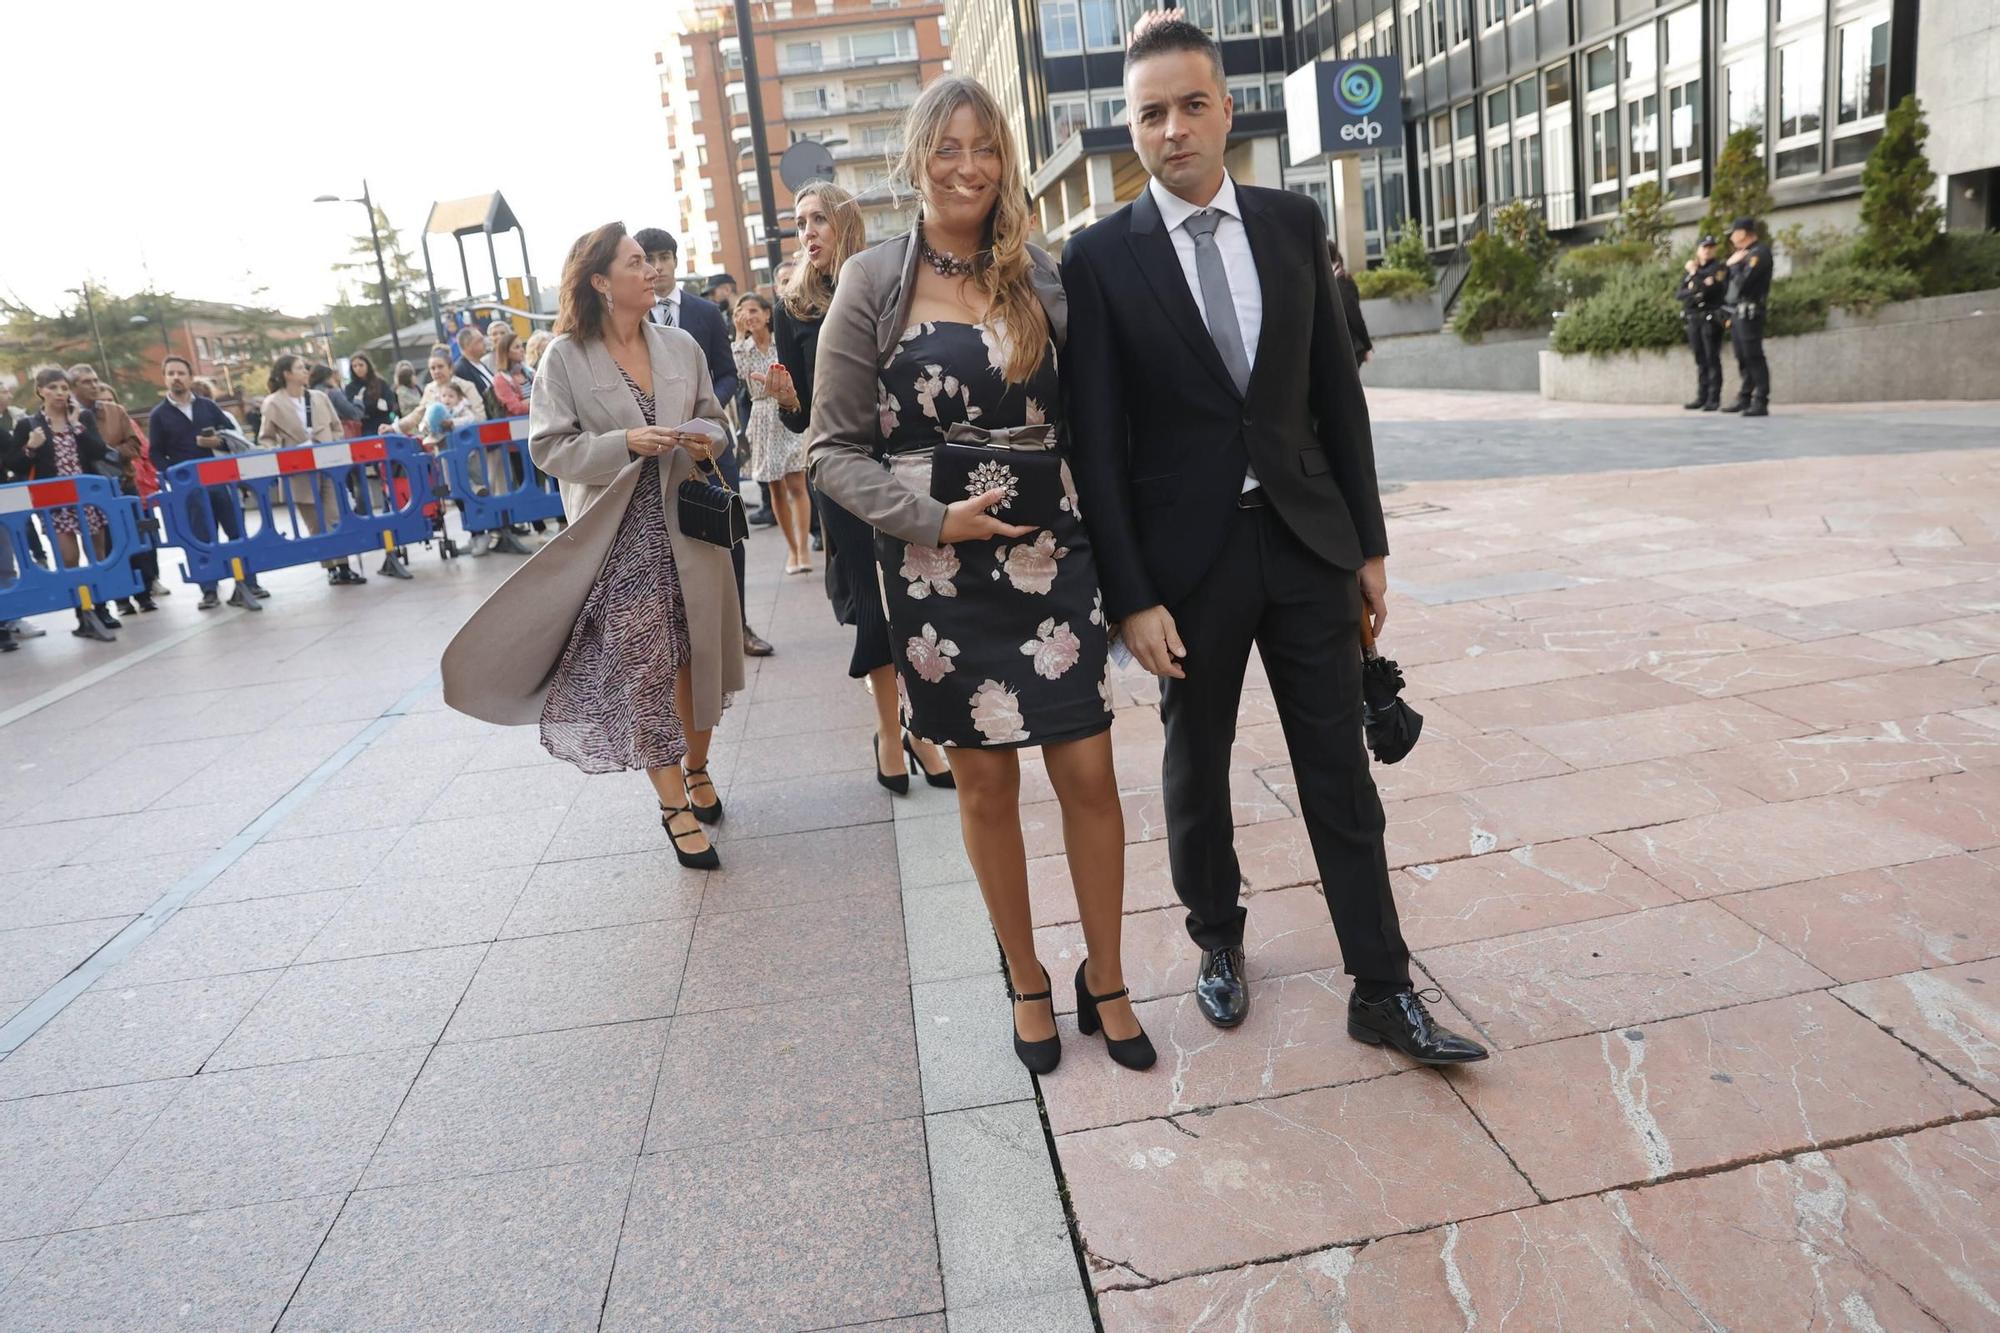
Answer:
[{"left": 440, "top": 323, "right": 744, "bottom": 733}]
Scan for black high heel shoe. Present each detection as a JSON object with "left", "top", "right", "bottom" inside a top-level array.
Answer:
[
  {"left": 660, "top": 802, "right": 720, "bottom": 870},
  {"left": 1075, "top": 959, "right": 1157, "bottom": 1070},
  {"left": 903, "top": 732, "right": 955, "bottom": 789},
  {"left": 685, "top": 766, "right": 723, "bottom": 825},
  {"left": 1006, "top": 963, "right": 1061, "bottom": 1075},
  {"left": 874, "top": 735, "right": 909, "bottom": 795}
]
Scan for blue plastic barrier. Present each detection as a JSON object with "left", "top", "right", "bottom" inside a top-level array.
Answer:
[
  {"left": 0, "top": 475, "right": 150, "bottom": 620},
  {"left": 436, "top": 418, "right": 565, "bottom": 534},
  {"left": 154, "top": 435, "right": 436, "bottom": 586}
]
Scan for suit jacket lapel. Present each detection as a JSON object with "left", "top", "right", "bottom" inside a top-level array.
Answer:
[
  {"left": 1236, "top": 189, "right": 1291, "bottom": 402},
  {"left": 1127, "top": 187, "right": 1241, "bottom": 401}
]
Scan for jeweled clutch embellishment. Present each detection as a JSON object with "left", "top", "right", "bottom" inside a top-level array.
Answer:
[{"left": 967, "top": 459, "right": 1020, "bottom": 511}]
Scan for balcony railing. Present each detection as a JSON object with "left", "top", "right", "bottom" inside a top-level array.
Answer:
[
  {"left": 834, "top": 141, "right": 901, "bottom": 161},
  {"left": 783, "top": 91, "right": 917, "bottom": 120},
  {"left": 775, "top": 49, "right": 919, "bottom": 76}
]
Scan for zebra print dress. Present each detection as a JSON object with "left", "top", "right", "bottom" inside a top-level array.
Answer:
[{"left": 538, "top": 371, "right": 693, "bottom": 774}]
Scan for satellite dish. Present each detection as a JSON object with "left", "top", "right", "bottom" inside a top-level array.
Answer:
[{"left": 778, "top": 140, "right": 838, "bottom": 192}]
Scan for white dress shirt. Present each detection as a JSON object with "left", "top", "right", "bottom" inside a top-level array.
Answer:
[
  {"left": 1148, "top": 173, "right": 1263, "bottom": 490},
  {"left": 650, "top": 289, "right": 683, "bottom": 327}
]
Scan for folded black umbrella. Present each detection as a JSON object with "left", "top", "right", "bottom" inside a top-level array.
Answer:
[{"left": 1359, "top": 619, "right": 1423, "bottom": 765}]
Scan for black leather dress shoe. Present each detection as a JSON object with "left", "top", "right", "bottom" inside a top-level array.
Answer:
[
  {"left": 1195, "top": 947, "right": 1249, "bottom": 1027},
  {"left": 1348, "top": 988, "right": 1489, "bottom": 1064}
]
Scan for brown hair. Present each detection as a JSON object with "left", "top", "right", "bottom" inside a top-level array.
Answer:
[
  {"left": 895, "top": 77, "right": 1046, "bottom": 383},
  {"left": 782, "top": 180, "right": 866, "bottom": 322},
  {"left": 556, "top": 221, "right": 628, "bottom": 342},
  {"left": 491, "top": 325, "right": 520, "bottom": 369}
]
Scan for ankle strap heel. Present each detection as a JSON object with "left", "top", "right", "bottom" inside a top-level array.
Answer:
[
  {"left": 1073, "top": 958, "right": 1157, "bottom": 1071},
  {"left": 1005, "top": 963, "right": 1061, "bottom": 1076}
]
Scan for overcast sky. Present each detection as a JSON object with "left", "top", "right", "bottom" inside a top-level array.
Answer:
[{"left": 2, "top": 0, "right": 684, "bottom": 320}]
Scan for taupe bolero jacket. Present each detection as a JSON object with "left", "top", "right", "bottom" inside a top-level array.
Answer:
[
  {"left": 440, "top": 324, "right": 744, "bottom": 733},
  {"left": 805, "top": 227, "right": 1068, "bottom": 549}
]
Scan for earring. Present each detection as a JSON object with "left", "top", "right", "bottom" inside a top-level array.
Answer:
[{"left": 606, "top": 293, "right": 615, "bottom": 316}]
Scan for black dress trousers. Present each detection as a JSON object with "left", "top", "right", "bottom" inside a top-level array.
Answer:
[{"left": 1158, "top": 500, "right": 1412, "bottom": 987}]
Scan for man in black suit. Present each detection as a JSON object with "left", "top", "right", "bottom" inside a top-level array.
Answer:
[
  {"left": 634, "top": 227, "right": 772, "bottom": 657},
  {"left": 1063, "top": 18, "right": 1485, "bottom": 1065},
  {"left": 452, "top": 327, "right": 503, "bottom": 418}
]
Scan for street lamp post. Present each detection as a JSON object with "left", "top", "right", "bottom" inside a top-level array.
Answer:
[
  {"left": 315, "top": 180, "right": 404, "bottom": 363},
  {"left": 732, "top": 0, "right": 786, "bottom": 275}
]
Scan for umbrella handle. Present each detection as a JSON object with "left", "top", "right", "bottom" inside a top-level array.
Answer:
[{"left": 1358, "top": 599, "right": 1379, "bottom": 660}]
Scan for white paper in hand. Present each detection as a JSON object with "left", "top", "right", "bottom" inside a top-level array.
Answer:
[{"left": 674, "top": 418, "right": 729, "bottom": 447}]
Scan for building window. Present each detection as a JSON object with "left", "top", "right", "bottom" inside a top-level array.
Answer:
[
  {"left": 788, "top": 86, "right": 829, "bottom": 113},
  {"left": 1481, "top": 0, "right": 1504, "bottom": 29},
  {"left": 1432, "top": 0, "right": 1449, "bottom": 57},
  {"left": 1049, "top": 94, "right": 1089, "bottom": 146},
  {"left": 1723, "top": 55, "right": 1763, "bottom": 141},
  {"left": 1081, "top": 0, "right": 1121, "bottom": 49},
  {"left": 1457, "top": 155, "right": 1481, "bottom": 217},
  {"left": 1626, "top": 92, "right": 1659, "bottom": 180},
  {"left": 1544, "top": 62, "right": 1571, "bottom": 108},
  {"left": 1489, "top": 142, "right": 1514, "bottom": 202},
  {"left": 196, "top": 336, "right": 210, "bottom": 360},
  {"left": 1290, "top": 178, "right": 1332, "bottom": 227},
  {"left": 1403, "top": 1, "right": 1425, "bottom": 68},
  {"left": 1666, "top": 78, "right": 1703, "bottom": 194},
  {"left": 1040, "top": 0, "right": 1081, "bottom": 55},
  {"left": 1585, "top": 45, "right": 1614, "bottom": 92},
  {"left": 1262, "top": 0, "right": 1284, "bottom": 35},
  {"left": 1268, "top": 75, "right": 1286, "bottom": 109},
  {"left": 1221, "top": 0, "right": 1256, "bottom": 38},
  {"left": 1520, "top": 130, "right": 1542, "bottom": 197},
  {"left": 1513, "top": 76, "right": 1537, "bottom": 119},
  {"left": 1455, "top": 102, "right": 1476, "bottom": 141},
  {"left": 1228, "top": 75, "right": 1266, "bottom": 113},
  {"left": 1091, "top": 91, "right": 1128, "bottom": 126},
  {"left": 785, "top": 39, "right": 821, "bottom": 68},
  {"left": 1660, "top": 4, "right": 1698, "bottom": 69},
  {"left": 1485, "top": 89, "right": 1509, "bottom": 128},
  {"left": 728, "top": 90, "right": 747, "bottom": 114},
  {"left": 1722, "top": 0, "right": 1761, "bottom": 43},
  {"left": 1621, "top": 25, "right": 1655, "bottom": 83},
  {"left": 1775, "top": 35, "right": 1823, "bottom": 178},
  {"left": 1836, "top": 15, "right": 1889, "bottom": 122},
  {"left": 1588, "top": 107, "right": 1620, "bottom": 213}
]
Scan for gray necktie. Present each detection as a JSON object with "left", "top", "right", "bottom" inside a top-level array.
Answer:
[
  {"left": 657, "top": 302, "right": 675, "bottom": 328},
  {"left": 1182, "top": 209, "right": 1251, "bottom": 396}
]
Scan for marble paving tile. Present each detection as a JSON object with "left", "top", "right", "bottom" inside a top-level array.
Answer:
[
  {"left": 697, "top": 821, "right": 900, "bottom": 913},
  {"left": 1428, "top": 669, "right": 1700, "bottom": 733},
  {"left": 0, "top": 1080, "right": 183, "bottom": 1241},
  {"left": 1057, "top": 1071, "right": 1535, "bottom": 1285},
  {"left": 677, "top": 888, "right": 906, "bottom": 1013},
  {"left": 1038, "top": 969, "right": 1480, "bottom": 1136},
  {"left": 1610, "top": 1119, "right": 2000, "bottom": 1331},
  {"left": 443, "top": 919, "right": 690, "bottom": 1043},
  {"left": 1686, "top": 712, "right": 2000, "bottom": 803},
  {"left": 1462, "top": 759, "right": 1755, "bottom": 847},
  {"left": 0, "top": 917, "right": 133, "bottom": 1005},
  {"left": 1513, "top": 697, "right": 1809, "bottom": 770},
  {"left": 1367, "top": 729, "right": 1572, "bottom": 802},
  {"left": 0, "top": 853, "right": 208, "bottom": 932},
  {"left": 500, "top": 849, "right": 705, "bottom": 938},
  {"left": 1834, "top": 960, "right": 2000, "bottom": 1096},
  {"left": 1393, "top": 839, "right": 1679, "bottom": 950},
  {"left": 294, "top": 867, "right": 530, "bottom": 963},
  {"left": 1644, "top": 634, "right": 1927, "bottom": 699},
  {"left": 84, "top": 890, "right": 347, "bottom": 991},
  {"left": 1597, "top": 793, "right": 1964, "bottom": 898},
  {"left": 1380, "top": 793, "right": 1504, "bottom": 868},
  {"left": 1461, "top": 991, "right": 1984, "bottom": 1198},
  {"left": 1749, "top": 662, "right": 1998, "bottom": 728},
  {"left": 1420, "top": 899, "right": 1833, "bottom": 1047},
  {"left": 1844, "top": 768, "right": 2000, "bottom": 850},
  {"left": 1408, "top": 647, "right": 1596, "bottom": 697},
  {"left": 0, "top": 971, "right": 278, "bottom": 1101},
  {"left": 206, "top": 944, "right": 487, "bottom": 1070},
  {"left": 1718, "top": 854, "right": 2000, "bottom": 982},
  {"left": 1866, "top": 612, "right": 2000, "bottom": 662},
  {"left": 1035, "top": 885, "right": 1339, "bottom": 1013}
]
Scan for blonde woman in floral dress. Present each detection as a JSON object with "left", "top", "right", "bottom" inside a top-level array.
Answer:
[{"left": 809, "top": 76, "right": 1153, "bottom": 1076}]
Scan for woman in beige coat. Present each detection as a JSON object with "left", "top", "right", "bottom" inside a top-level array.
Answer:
[
  {"left": 258, "top": 353, "right": 368, "bottom": 586},
  {"left": 441, "top": 222, "right": 744, "bottom": 868}
]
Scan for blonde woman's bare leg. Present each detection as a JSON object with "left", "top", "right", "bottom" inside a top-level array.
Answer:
[
  {"left": 1042, "top": 731, "right": 1141, "bottom": 1040},
  {"left": 949, "top": 746, "right": 1053, "bottom": 1040},
  {"left": 780, "top": 473, "right": 812, "bottom": 568}
]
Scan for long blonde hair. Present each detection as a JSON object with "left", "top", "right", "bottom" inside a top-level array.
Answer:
[
  {"left": 895, "top": 76, "right": 1046, "bottom": 384},
  {"left": 783, "top": 180, "right": 866, "bottom": 322}
]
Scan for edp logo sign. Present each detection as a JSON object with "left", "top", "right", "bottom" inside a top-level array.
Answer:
[{"left": 1283, "top": 58, "right": 1405, "bottom": 164}]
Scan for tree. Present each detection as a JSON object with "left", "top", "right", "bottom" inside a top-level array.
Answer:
[
  {"left": 1699, "top": 127, "right": 1774, "bottom": 246},
  {"left": 1610, "top": 181, "right": 1671, "bottom": 256},
  {"left": 1857, "top": 95, "right": 1943, "bottom": 272},
  {"left": 329, "top": 207, "right": 429, "bottom": 357},
  {"left": 1380, "top": 219, "right": 1436, "bottom": 286}
]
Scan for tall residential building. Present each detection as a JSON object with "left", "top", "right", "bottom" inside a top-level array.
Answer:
[
  {"left": 658, "top": 0, "right": 952, "bottom": 290},
  {"left": 959, "top": 0, "right": 1972, "bottom": 264}
]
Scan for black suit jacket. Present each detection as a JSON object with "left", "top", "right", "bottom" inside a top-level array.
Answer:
[
  {"left": 653, "top": 293, "right": 741, "bottom": 405},
  {"left": 1062, "top": 184, "right": 1387, "bottom": 621},
  {"left": 454, "top": 355, "right": 501, "bottom": 418}
]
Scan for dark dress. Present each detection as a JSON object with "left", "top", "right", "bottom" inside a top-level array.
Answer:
[
  {"left": 875, "top": 320, "right": 1111, "bottom": 749},
  {"left": 776, "top": 300, "right": 891, "bottom": 679},
  {"left": 537, "top": 369, "right": 693, "bottom": 774}
]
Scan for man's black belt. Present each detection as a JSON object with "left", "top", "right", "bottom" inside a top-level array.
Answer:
[{"left": 1237, "top": 486, "right": 1268, "bottom": 509}]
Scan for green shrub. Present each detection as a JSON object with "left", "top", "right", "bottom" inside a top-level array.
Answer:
[
  {"left": 1490, "top": 200, "right": 1558, "bottom": 269},
  {"left": 1552, "top": 242, "right": 1659, "bottom": 301},
  {"left": 1857, "top": 95, "right": 1944, "bottom": 272},
  {"left": 1920, "top": 229, "right": 2000, "bottom": 296},
  {"left": 1451, "top": 203, "right": 1555, "bottom": 341},
  {"left": 1609, "top": 181, "right": 1671, "bottom": 255},
  {"left": 1381, "top": 219, "right": 1435, "bottom": 285},
  {"left": 1550, "top": 265, "right": 1684, "bottom": 356},
  {"left": 1773, "top": 223, "right": 1854, "bottom": 273},
  {"left": 1767, "top": 259, "right": 1923, "bottom": 336},
  {"left": 1353, "top": 267, "right": 1434, "bottom": 301},
  {"left": 1700, "top": 127, "right": 1774, "bottom": 245}
]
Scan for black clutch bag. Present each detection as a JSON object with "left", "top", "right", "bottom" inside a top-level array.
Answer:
[
  {"left": 677, "top": 458, "right": 748, "bottom": 549},
  {"left": 927, "top": 425, "right": 1063, "bottom": 530}
]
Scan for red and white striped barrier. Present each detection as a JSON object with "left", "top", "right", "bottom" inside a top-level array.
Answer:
[{"left": 192, "top": 438, "right": 391, "bottom": 487}]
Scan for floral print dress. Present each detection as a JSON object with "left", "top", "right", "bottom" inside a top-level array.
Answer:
[
  {"left": 875, "top": 320, "right": 1111, "bottom": 749},
  {"left": 734, "top": 336, "right": 805, "bottom": 484}
]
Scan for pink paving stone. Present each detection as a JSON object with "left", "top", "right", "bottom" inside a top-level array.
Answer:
[
  {"left": 1380, "top": 793, "right": 1503, "bottom": 867},
  {"left": 1116, "top": 780, "right": 1292, "bottom": 846},
  {"left": 1612, "top": 1119, "right": 2000, "bottom": 1331},
  {"left": 1717, "top": 854, "right": 2000, "bottom": 982},
  {"left": 1752, "top": 564, "right": 1963, "bottom": 609},
  {"left": 1596, "top": 793, "right": 1964, "bottom": 897},
  {"left": 1685, "top": 711, "right": 2000, "bottom": 802},
  {"left": 1363, "top": 729, "right": 1571, "bottom": 802},
  {"left": 1034, "top": 885, "right": 1338, "bottom": 1013},
  {"left": 1407, "top": 648, "right": 1597, "bottom": 697},
  {"left": 1444, "top": 669, "right": 1700, "bottom": 732},
  {"left": 1845, "top": 768, "right": 2000, "bottom": 850},
  {"left": 1234, "top": 817, "right": 1319, "bottom": 892},
  {"left": 1643, "top": 635, "right": 1928, "bottom": 699},
  {"left": 1392, "top": 838, "right": 1679, "bottom": 950},
  {"left": 1419, "top": 899, "right": 1833, "bottom": 1047},
  {"left": 1458, "top": 991, "right": 1985, "bottom": 1199},
  {"left": 1747, "top": 662, "right": 1999, "bottom": 728},
  {"left": 1483, "top": 578, "right": 1683, "bottom": 622},
  {"left": 1516, "top": 696, "right": 1813, "bottom": 769},
  {"left": 1534, "top": 619, "right": 1797, "bottom": 675},
  {"left": 1867, "top": 612, "right": 2000, "bottom": 662},
  {"left": 1834, "top": 960, "right": 2000, "bottom": 1096},
  {"left": 1463, "top": 758, "right": 1756, "bottom": 846},
  {"left": 1036, "top": 969, "right": 1479, "bottom": 1136},
  {"left": 1656, "top": 547, "right": 1891, "bottom": 594},
  {"left": 1057, "top": 1071, "right": 1536, "bottom": 1285},
  {"left": 1227, "top": 721, "right": 1291, "bottom": 772},
  {"left": 1028, "top": 839, "right": 1178, "bottom": 926}
]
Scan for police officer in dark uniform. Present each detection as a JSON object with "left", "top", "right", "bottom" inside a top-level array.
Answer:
[
  {"left": 1676, "top": 235, "right": 1728, "bottom": 410},
  {"left": 1722, "top": 216, "right": 1773, "bottom": 417}
]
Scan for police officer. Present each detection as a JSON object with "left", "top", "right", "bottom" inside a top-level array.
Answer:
[
  {"left": 1676, "top": 235, "right": 1727, "bottom": 411},
  {"left": 1721, "top": 216, "right": 1773, "bottom": 417}
]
